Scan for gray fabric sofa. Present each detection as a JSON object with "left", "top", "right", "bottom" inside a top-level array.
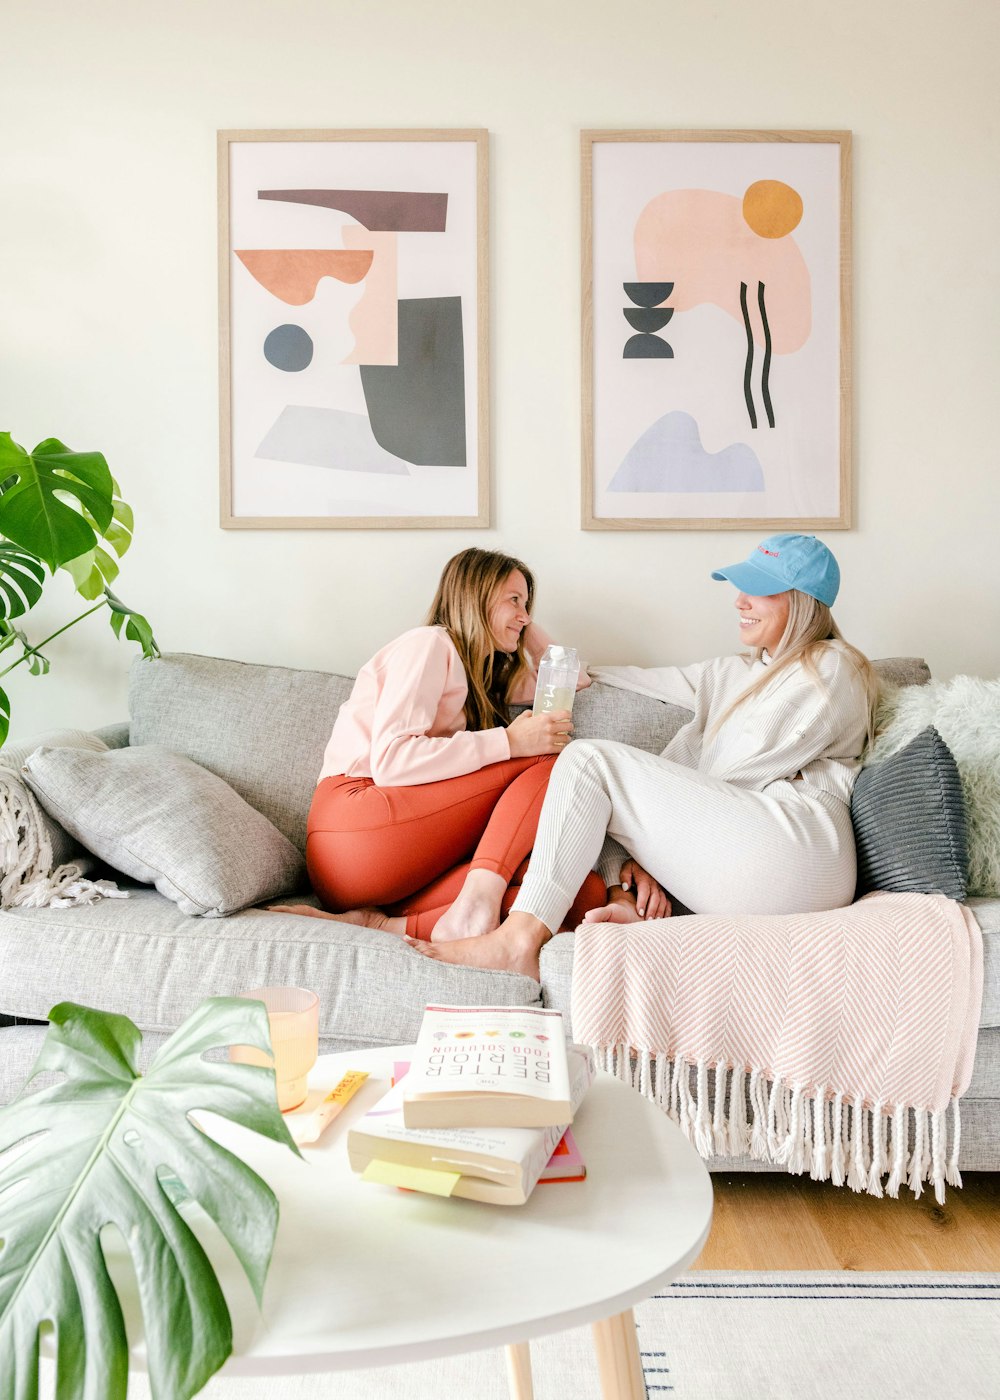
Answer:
[{"left": 2, "top": 652, "right": 998, "bottom": 1170}]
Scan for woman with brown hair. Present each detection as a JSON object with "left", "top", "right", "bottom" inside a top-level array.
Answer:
[{"left": 279, "top": 548, "right": 665, "bottom": 943}]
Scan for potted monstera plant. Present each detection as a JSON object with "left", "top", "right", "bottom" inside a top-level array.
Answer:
[
  {"left": 0, "top": 997, "right": 300, "bottom": 1397},
  {"left": 0, "top": 433, "right": 157, "bottom": 746}
]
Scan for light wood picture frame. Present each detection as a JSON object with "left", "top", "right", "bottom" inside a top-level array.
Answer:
[
  {"left": 582, "top": 130, "right": 852, "bottom": 531},
  {"left": 219, "top": 129, "right": 489, "bottom": 529}
]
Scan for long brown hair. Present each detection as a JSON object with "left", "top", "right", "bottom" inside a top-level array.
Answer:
[
  {"left": 425, "top": 548, "right": 535, "bottom": 731},
  {"left": 711, "top": 590, "right": 879, "bottom": 749}
]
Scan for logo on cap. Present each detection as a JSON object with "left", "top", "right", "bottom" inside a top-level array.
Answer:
[{"left": 757, "top": 545, "right": 780, "bottom": 558}]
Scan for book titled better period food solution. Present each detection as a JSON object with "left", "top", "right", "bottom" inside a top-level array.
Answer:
[
  {"left": 348, "top": 1046, "right": 595, "bottom": 1205},
  {"left": 401, "top": 1005, "right": 576, "bottom": 1129}
]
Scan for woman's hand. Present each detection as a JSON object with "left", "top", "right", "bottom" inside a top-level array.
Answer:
[
  {"left": 507, "top": 709, "right": 574, "bottom": 757},
  {"left": 618, "top": 859, "right": 671, "bottom": 919},
  {"left": 582, "top": 861, "right": 671, "bottom": 924}
]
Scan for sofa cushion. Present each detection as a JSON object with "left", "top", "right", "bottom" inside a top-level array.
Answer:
[
  {"left": 0, "top": 886, "right": 542, "bottom": 1048},
  {"left": 870, "top": 657, "right": 932, "bottom": 690},
  {"left": 556, "top": 683, "right": 692, "bottom": 754},
  {"left": 129, "top": 654, "right": 355, "bottom": 852},
  {"left": 542, "top": 658, "right": 928, "bottom": 754},
  {"left": 128, "top": 652, "right": 931, "bottom": 855},
  {"left": 129, "top": 654, "right": 696, "bottom": 852},
  {"left": 92, "top": 721, "right": 130, "bottom": 750},
  {"left": 22, "top": 745, "right": 305, "bottom": 917},
  {"left": 851, "top": 727, "right": 968, "bottom": 900}
]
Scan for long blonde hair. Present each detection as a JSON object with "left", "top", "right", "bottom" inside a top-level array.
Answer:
[
  {"left": 425, "top": 548, "right": 535, "bottom": 731},
  {"left": 711, "top": 590, "right": 880, "bottom": 749}
]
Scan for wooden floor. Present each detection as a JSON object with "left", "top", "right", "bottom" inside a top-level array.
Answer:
[{"left": 691, "top": 1172, "right": 1000, "bottom": 1270}]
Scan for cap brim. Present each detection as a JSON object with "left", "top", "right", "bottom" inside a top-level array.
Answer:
[{"left": 710, "top": 561, "right": 789, "bottom": 597}]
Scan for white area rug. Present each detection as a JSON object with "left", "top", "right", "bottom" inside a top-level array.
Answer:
[{"left": 39, "top": 1271, "right": 1000, "bottom": 1399}]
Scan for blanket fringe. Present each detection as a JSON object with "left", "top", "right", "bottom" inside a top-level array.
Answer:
[
  {"left": 1, "top": 771, "right": 128, "bottom": 909},
  {"left": 597, "top": 1045, "right": 964, "bottom": 1202},
  {"left": 947, "top": 1096, "right": 963, "bottom": 1191},
  {"left": 748, "top": 1068, "right": 769, "bottom": 1160}
]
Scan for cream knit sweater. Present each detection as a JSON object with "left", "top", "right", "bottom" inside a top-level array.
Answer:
[{"left": 590, "top": 641, "right": 870, "bottom": 804}]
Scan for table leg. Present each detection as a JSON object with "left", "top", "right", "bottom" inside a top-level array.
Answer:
[
  {"left": 505, "top": 1341, "right": 534, "bottom": 1400},
  {"left": 591, "top": 1309, "right": 647, "bottom": 1399}
]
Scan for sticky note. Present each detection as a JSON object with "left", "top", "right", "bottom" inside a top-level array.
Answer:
[{"left": 361, "top": 1160, "right": 461, "bottom": 1197}]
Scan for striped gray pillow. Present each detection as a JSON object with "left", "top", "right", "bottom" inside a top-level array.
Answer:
[{"left": 851, "top": 726, "right": 968, "bottom": 900}]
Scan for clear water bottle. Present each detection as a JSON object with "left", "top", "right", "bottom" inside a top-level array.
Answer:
[{"left": 532, "top": 645, "right": 581, "bottom": 716}]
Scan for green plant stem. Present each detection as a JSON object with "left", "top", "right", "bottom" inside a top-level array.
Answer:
[{"left": 0, "top": 598, "right": 108, "bottom": 681}]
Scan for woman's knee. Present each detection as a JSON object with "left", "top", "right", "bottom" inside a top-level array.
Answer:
[
  {"left": 305, "top": 832, "right": 347, "bottom": 910},
  {"left": 557, "top": 738, "right": 635, "bottom": 793},
  {"left": 557, "top": 737, "right": 609, "bottom": 774}
]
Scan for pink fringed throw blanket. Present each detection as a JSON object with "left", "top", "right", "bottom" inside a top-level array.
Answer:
[{"left": 571, "top": 892, "right": 983, "bottom": 1201}]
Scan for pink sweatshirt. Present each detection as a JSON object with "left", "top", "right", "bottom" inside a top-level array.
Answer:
[
  {"left": 319, "top": 623, "right": 586, "bottom": 787},
  {"left": 318, "top": 627, "right": 500, "bottom": 785}
]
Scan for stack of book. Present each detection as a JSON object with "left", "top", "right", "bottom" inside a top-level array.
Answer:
[{"left": 347, "top": 1004, "right": 594, "bottom": 1205}]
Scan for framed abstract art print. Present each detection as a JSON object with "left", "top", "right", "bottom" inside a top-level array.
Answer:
[
  {"left": 582, "top": 130, "right": 851, "bottom": 530},
  {"left": 219, "top": 129, "right": 489, "bottom": 528}
]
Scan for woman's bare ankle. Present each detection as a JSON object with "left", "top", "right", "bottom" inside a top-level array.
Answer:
[
  {"left": 500, "top": 911, "right": 551, "bottom": 941},
  {"left": 431, "top": 869, "right": 506, "bottom": 943},
  {"left": 266, "top": 904, "right": 339, "bottom": 920},
  {"left": 265, "top": 903, "right": 406, "bottom": 936},
  {"left": 337, "top": 907, "right": 408, "bottom": 937},
  {"left": 410, "top": 914, "right": 553, "bottom": 978}
]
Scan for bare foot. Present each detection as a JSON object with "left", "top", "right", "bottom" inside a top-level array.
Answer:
[
  {"left": 408, "top": 913, "right": 551, "bottom": 979},
  {"left": 431, "top": 870, "right": 506, "bottom": 943},
  {"left": 335, "top": 907, "right": 407, "bottom": 937},
  {"left": 581, "top": 891, "right": 672, "bottom": 924},
  {"left": 266, "top": 904, "right": 341, "bottom": 919},
  {"left": 582, "top": 901, "right": 643, "bottom": 924},
  {"left": 266, "top": 904, "right": 407, "bottom": 937}
]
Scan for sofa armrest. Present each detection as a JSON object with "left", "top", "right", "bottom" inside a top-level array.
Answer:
[
  {"left": 92, "top": 720, "right": 130, "bottom": 750},
  {"left": 872, "top": 657, "right": 931, "bottom": 689}
]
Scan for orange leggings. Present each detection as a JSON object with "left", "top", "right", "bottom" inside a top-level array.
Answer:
[{"left": 307, "top": 756, "right": 607, "bottom": 940}]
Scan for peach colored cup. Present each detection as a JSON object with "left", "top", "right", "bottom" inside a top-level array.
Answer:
[{"left": 230, "top": 986, "right": 320, "bottom": 1112}]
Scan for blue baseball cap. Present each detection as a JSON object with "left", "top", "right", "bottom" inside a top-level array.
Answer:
[{"left": 711, "top": 533, "right": 841, "bottom": 606}]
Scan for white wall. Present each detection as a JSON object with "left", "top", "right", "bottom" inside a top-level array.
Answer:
[{"left": 3, "top": 0, "right": 999, "bottom": 742}]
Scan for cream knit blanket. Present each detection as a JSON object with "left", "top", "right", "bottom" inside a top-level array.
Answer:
[
  {"left": 571, "top": 892, "right": 983, "bottom": 1201},
  {"left": 0, "top": 766, "right": 126, "bottom": 909}
]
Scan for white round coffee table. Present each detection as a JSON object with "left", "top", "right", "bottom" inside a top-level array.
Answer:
[{"left": 185, "top": 1046, "right": 712, "bottom": 1399}]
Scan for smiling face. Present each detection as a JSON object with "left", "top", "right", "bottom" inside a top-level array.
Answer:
[
  {"left": 488, "top": 570, "right": 531, "bottom": 653},
  {"left": 735, "top": 590, "right": 790, "bottom": 653}
]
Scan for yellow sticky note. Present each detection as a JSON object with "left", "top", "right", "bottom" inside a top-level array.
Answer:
[{"left": 362, "top": 1159, "right": 461, "bottom": 1197}]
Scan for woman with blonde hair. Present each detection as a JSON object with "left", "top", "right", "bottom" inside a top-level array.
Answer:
[
  {"left": 411, "top": 534, "right": 878, "bottom": 978},
  {"left": 281, "top": 548, "right": 663, "bottom": 943}
]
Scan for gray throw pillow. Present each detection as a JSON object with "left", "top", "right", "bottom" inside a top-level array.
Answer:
[
  {"left": 851, "top": 726, "right": 968, "bottom": 901},
  {"left": 22, "top": 744, "right": 305, "bottom": 917}
]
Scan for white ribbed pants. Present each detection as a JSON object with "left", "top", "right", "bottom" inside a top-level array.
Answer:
[{"left": 511, "top": 739, "right": 857, "bottom": 932}]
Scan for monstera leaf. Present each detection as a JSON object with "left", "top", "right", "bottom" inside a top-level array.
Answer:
[
  {"left": 63, "top": 543, "right": 120, "bottom": 600},
  {"left": 105, "top": 588, "right": 159, "bottom": 660},
  {"left": 0, "top": 544, "right": 45, "bottom": 620},
  {"left": 62, "top": 492, "right": 135, "bottom": 600},
  {"left": 0, "top": 434, "right": 115, "bottom": 570},
  {"left": 0, "top": 998, "right": 300, "bottom": 1400}
]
